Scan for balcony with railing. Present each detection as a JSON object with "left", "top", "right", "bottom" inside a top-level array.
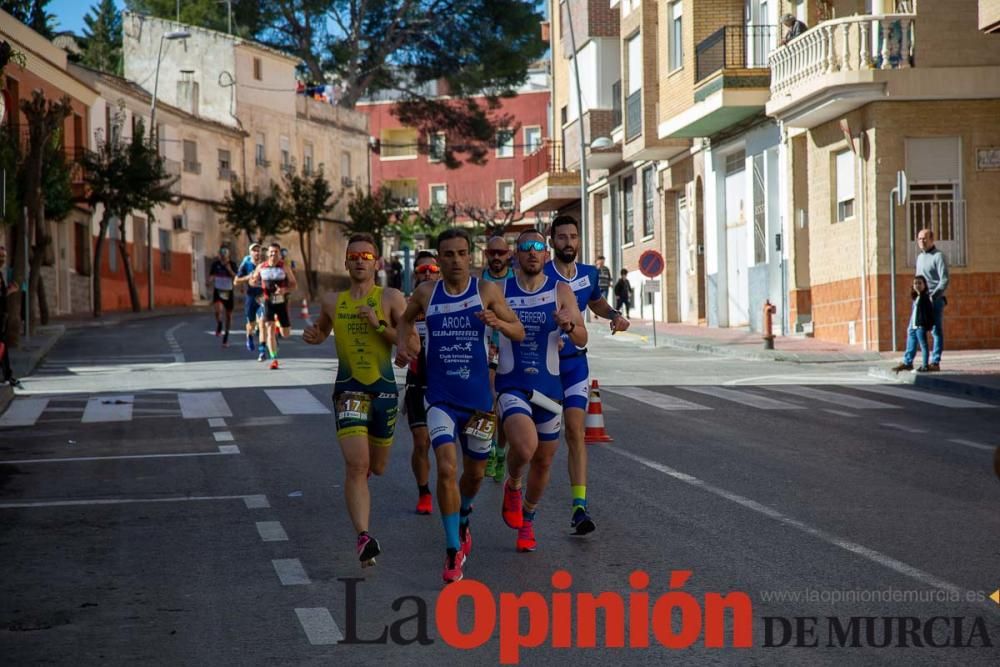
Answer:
[
  {"left": 659, "top": 25, "right": 774, "bottom": 139},
  {"left": 519, "top": 140, "right": 582, "bottom": 213},
  {"left": 766, "top": 13, "right": 917, "bottom": 128}
]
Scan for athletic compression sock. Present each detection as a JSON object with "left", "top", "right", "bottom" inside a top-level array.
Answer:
[
  {"left": 418, "top": 483, "right": 431, "bottom": 496},
  {"left": 572, "top": 485, "right": 587, "bottom": 510},
  {"left": 442, "top": 512, "right": 460, "bottom": 551},
  {"left": 522, "top": 499, "right": 537, "bottom": 524},
  {"left": 459, "top": 495, "right": 474, "bottom": 526},
  {"left": 215, "top": 321, "right": 222, "bottom": 336}
]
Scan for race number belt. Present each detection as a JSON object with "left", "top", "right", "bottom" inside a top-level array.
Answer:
[
  {"left": 218, "top": 290, "right": 232, "bottom": 300},
  {"left": 336, "top": 392, "right": 372, "bottom": 421},
  {"left": 463, "top": 410, "right": 497, "bottom": 440},
  {"left": 271, "top": 293, "right": 285, "bottom": 304}
]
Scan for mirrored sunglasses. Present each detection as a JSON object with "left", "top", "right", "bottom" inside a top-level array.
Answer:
[
  {"left": 486, "top": 249, "right": 509, "bottom": 257},
  {"left": 517, "top": 240, "right": 547, "bottom": 252},
  {"left": 414, "top": 264, "right": 440, "bottom": 275},
  {"left": 347, "top": 251, "right": 376, "bottom": 261}
]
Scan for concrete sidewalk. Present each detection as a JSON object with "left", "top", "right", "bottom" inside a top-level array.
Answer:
[{"left": 603, "top": 316, "right": 1000, "bottom": 400}]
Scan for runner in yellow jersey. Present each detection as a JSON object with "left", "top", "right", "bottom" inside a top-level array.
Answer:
[{"left": 303, "top": 233, "right": 410, "bottom": 568}]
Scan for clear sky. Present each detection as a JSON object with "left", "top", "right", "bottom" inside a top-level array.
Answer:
[{"left": 49, "top": 0, "right": 125, "bottom": 35}]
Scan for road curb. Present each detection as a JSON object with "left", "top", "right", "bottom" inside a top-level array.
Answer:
[
  {"left": 598, "top": 324, "right": 881, "bottom": 364},
  {"left": 868, "top": 366, "right": 1000, "bottom": 402}
]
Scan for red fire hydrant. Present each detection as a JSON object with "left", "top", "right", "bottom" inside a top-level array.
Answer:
[{"left": 762, "top": 300, "right": 776, "bottom": 350}]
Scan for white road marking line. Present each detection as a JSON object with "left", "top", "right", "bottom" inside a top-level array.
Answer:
[
  {"left": 683, "top": 386, "right": 803, "bottom": 410},
  {"left": 208, "top": 418, "right": 227, "bottom": 428},
  {"left": 213, "top": 431, "right": 234, "bottom": 442},
  {"left": 948, "top": 438, "right": 995, "bottom": 452},
  {"left": 273, "top": 558, "right": 310, "bottom": 585},
  {"left": 217, "top": 445, "right": 240, "bottom": 454},
  {"left": 609, "top": 447, "right": 983, "bottom": 605},
  {"left": 822, "top": 409, "right": 857, "bottom": 418},
  {"left": 603, "top": 387, "right": 710, "bottom": 411},
  {"left": 854, "top": 385, "right": 994, "bottom": 409},
  {"left": 265, "top": 388, "right": 331, "bottom": 415},
  {"left": 82, "top": 395, "right": 134, "bottom": 423},
  {"left": 35, "top": 406, "right": 83, "bottom": 413},
  {"left": 243, "top": 495, "right": 270, "bottom": 509},
  {"left": 295, "top": 608, "right": 344, "bottom": 645},
  {"left": 256, "top": 521, "right": 289, "bottom": 542},
  {"left": 0, "top": 398, "right": 51, "bottom": 427},
  {"left": 179, "top": 392, "right": 233, "bottom": 419},
  {"left": 232, "top": 416, "right": 298, "bottom": 427},
  {"left": 766, "top": 385, "right": 901, "bottom": 410},
  {"left": 881, "top": 422, "right": 929, "bottom": 434},
  {"left": 0, "top": 446, "right": 241, "bottom": 465},
  {"left": 165, "top": 323, "right": 186, "bottom": 363},
  {"left": 600, "top": 403, "right": 620, "bottom": 412},
  {"left": 0, "top": 494, "right": 261, "bottom": 509}
]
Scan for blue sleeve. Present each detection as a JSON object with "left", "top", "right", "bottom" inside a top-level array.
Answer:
[{"left": 236, "top": 259, "right": 250, "bottom": 277}]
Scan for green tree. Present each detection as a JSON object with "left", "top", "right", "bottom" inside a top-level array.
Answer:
[
  {"left": 124, "top": 0, "right": 262, "bottom": 35},
  {"left": 80, "top": 0, "right": 122, "bottom": 74},
  {"left": 217, "top": 179, "right": 287, "bottom": 244},
  {"left": 393, "top": 203, "right": 455, "bottom": 249},
  {"left": 343, "top": 187, "right": 395, "bottom": 252},
  {"left": 1, "top": 1, "right": 56, "bottom": 38},
  {"left": 282, "top": 167, "right": 339, "bottom": 299},
  {"left": 81, "top": 113, "right": 176, "bottom": 315}
]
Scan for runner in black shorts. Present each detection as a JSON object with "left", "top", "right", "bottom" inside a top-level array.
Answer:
[
  {"left": 249, "top": 242, "right": 297, "bottom": 369},
  {"left": 404, "top": 251, "right": 441, "bottom": 516},
  {"left": 208, "top": 247, "right": 238, "bottom": 347}
]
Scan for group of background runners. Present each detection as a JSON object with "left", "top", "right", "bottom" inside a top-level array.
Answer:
[
  {"left": 302, "top": 215, "right": 630, "bottom": 584},
  {"left": 208, "top": 242, "right": 297, "bottom": 369}
]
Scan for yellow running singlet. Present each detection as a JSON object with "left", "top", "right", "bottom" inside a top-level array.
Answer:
[{"left": 333, "top": 286, "right": 397, "bottom": 394}]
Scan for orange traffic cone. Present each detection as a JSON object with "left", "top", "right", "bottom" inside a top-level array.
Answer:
[
  {"left": 300, "top": 299, "right": 309, "bottom": 319},
  {"left": 584, "top": 380, "right": 613, "bottom": 444}
]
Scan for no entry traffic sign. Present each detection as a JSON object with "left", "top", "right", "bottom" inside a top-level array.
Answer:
[{"left": 638, "top": 250, "right": 664, "bottom": 278}]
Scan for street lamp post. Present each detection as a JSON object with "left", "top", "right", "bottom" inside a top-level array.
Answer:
[
  {"left": 148, "top": 29, "right": 190, "bottom": 311},
  {"left": 562, "top": 0, "right": 590, "bottom": 263}
]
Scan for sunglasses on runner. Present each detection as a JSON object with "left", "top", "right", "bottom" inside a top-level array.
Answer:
[
  {"left": 414, "top": 264, "right": 440, "bottom": 275},
  {"left": 517, "top": 240, "right": 547, "bottom": 252},
  {"left": 486, "top": 249, "right": 509, "bottom": 257},
  {"left": 347, "top": 251, "right": 376, "bottom": 261}
]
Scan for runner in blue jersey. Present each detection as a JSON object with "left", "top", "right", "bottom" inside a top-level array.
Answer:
[
  {"left": 497, "top": 230, "right": 586, "bottom": 553},
  {"left": 480, "top": 235, "right": 515, "bottom": 483},
  {"left": 234, "top": 243, "right": 266, "bottom": 355},
  {"left": 544, "top": 215, "right": 630, "bottom": 535},
  {"left": 396, "top": 228, "right": 524, "bottom": 584}
]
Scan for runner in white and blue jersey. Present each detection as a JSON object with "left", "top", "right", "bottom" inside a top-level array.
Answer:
[
  {"left": 544, "top": 215, "right": 630, "bottom": 535},
  {"left": 498, "top": 230, "right": 586, "bottom": 553},
  {"left": 234, "top": 243, "right": 266, "bottom": 356},
  {"left": 395, "top": 228, "right": 524, "bottom": 584}
]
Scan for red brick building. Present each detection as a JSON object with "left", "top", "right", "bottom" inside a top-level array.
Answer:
[{"left": 357, "top": 69, "right": 550, "bottom": 237}]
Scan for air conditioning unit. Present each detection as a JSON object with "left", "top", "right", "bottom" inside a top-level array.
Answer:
[{"left": 172, "top": 213, "right": 188, "bottom": 231}]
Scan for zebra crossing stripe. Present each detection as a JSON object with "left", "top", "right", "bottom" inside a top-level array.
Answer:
[
  {"left": 0, "top": 398, "right": 50, "bottom": 427},
  {"left": 682, "top": 386, "right": 803, "bottom": 410},
  {"left": 179, "top": 392, "right": 233, "bottom": 419},
  {"left": 765, "top": 385, "right": 901, "bottom": 410},
  {"left": 854, "top": 385, "right": 994, "bottom": 409},
  {"left": 265, "top": 389, "right": 331, "bottom": 415},
  {"left": 82, "top": 395, "right": 134, "bottom": 423},
  {"left": 603, "top": 387, "right": 709, "bottom": 411},
  {"left": 295, "top": 608, "right": 344, "bottom": 645}
]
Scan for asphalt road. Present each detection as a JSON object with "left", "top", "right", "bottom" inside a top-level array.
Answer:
[{"left": 1, "top": 312, "right": 998, "bottom": 666}]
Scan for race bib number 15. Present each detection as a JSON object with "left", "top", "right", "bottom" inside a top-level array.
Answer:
[{"left": 463, "top": 411, "right": 497, "bottom": 440}]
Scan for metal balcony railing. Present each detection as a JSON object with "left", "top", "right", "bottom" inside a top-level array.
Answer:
[
  {"left": 521, "top": 140, "right": 568, "bottom": 184},
  {"left": 611, "top": 80, "right": 622, "bottom": 128},
  {"left": 696, "top": 24, "right": 776, "bottom": 83}
]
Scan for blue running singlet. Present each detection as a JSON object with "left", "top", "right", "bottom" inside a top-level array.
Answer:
[
  {"left": 543, "top": 261, "right": 601, "bottom": 358},
  {"left": 496, "top": 274, "right": 563, "bottom": 402},
  {"left": 424, "top": 278, "right": 492, "bottom": 412}
]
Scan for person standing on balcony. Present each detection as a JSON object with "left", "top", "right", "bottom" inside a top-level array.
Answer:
[
  {"left": 915, "top": 229, "right": 949, "bottom": 371},
  {"left": 780, "top": 14, "right": 808, "bottom": 46}
]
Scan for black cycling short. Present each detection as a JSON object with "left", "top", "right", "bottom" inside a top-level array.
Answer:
[
  {"left": 213, "top": 289, "right": 235, "bottom": 311},
  {"left": 265, "top": 300, "right": 291, "bottom": 328},
  {"left": 405, "top": 384, "right": 427, "bottom": 429}
]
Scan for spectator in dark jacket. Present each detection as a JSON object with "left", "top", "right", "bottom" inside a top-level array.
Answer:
[{"left": 613, "top": 269, "right": 633, "bottom": 319}]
